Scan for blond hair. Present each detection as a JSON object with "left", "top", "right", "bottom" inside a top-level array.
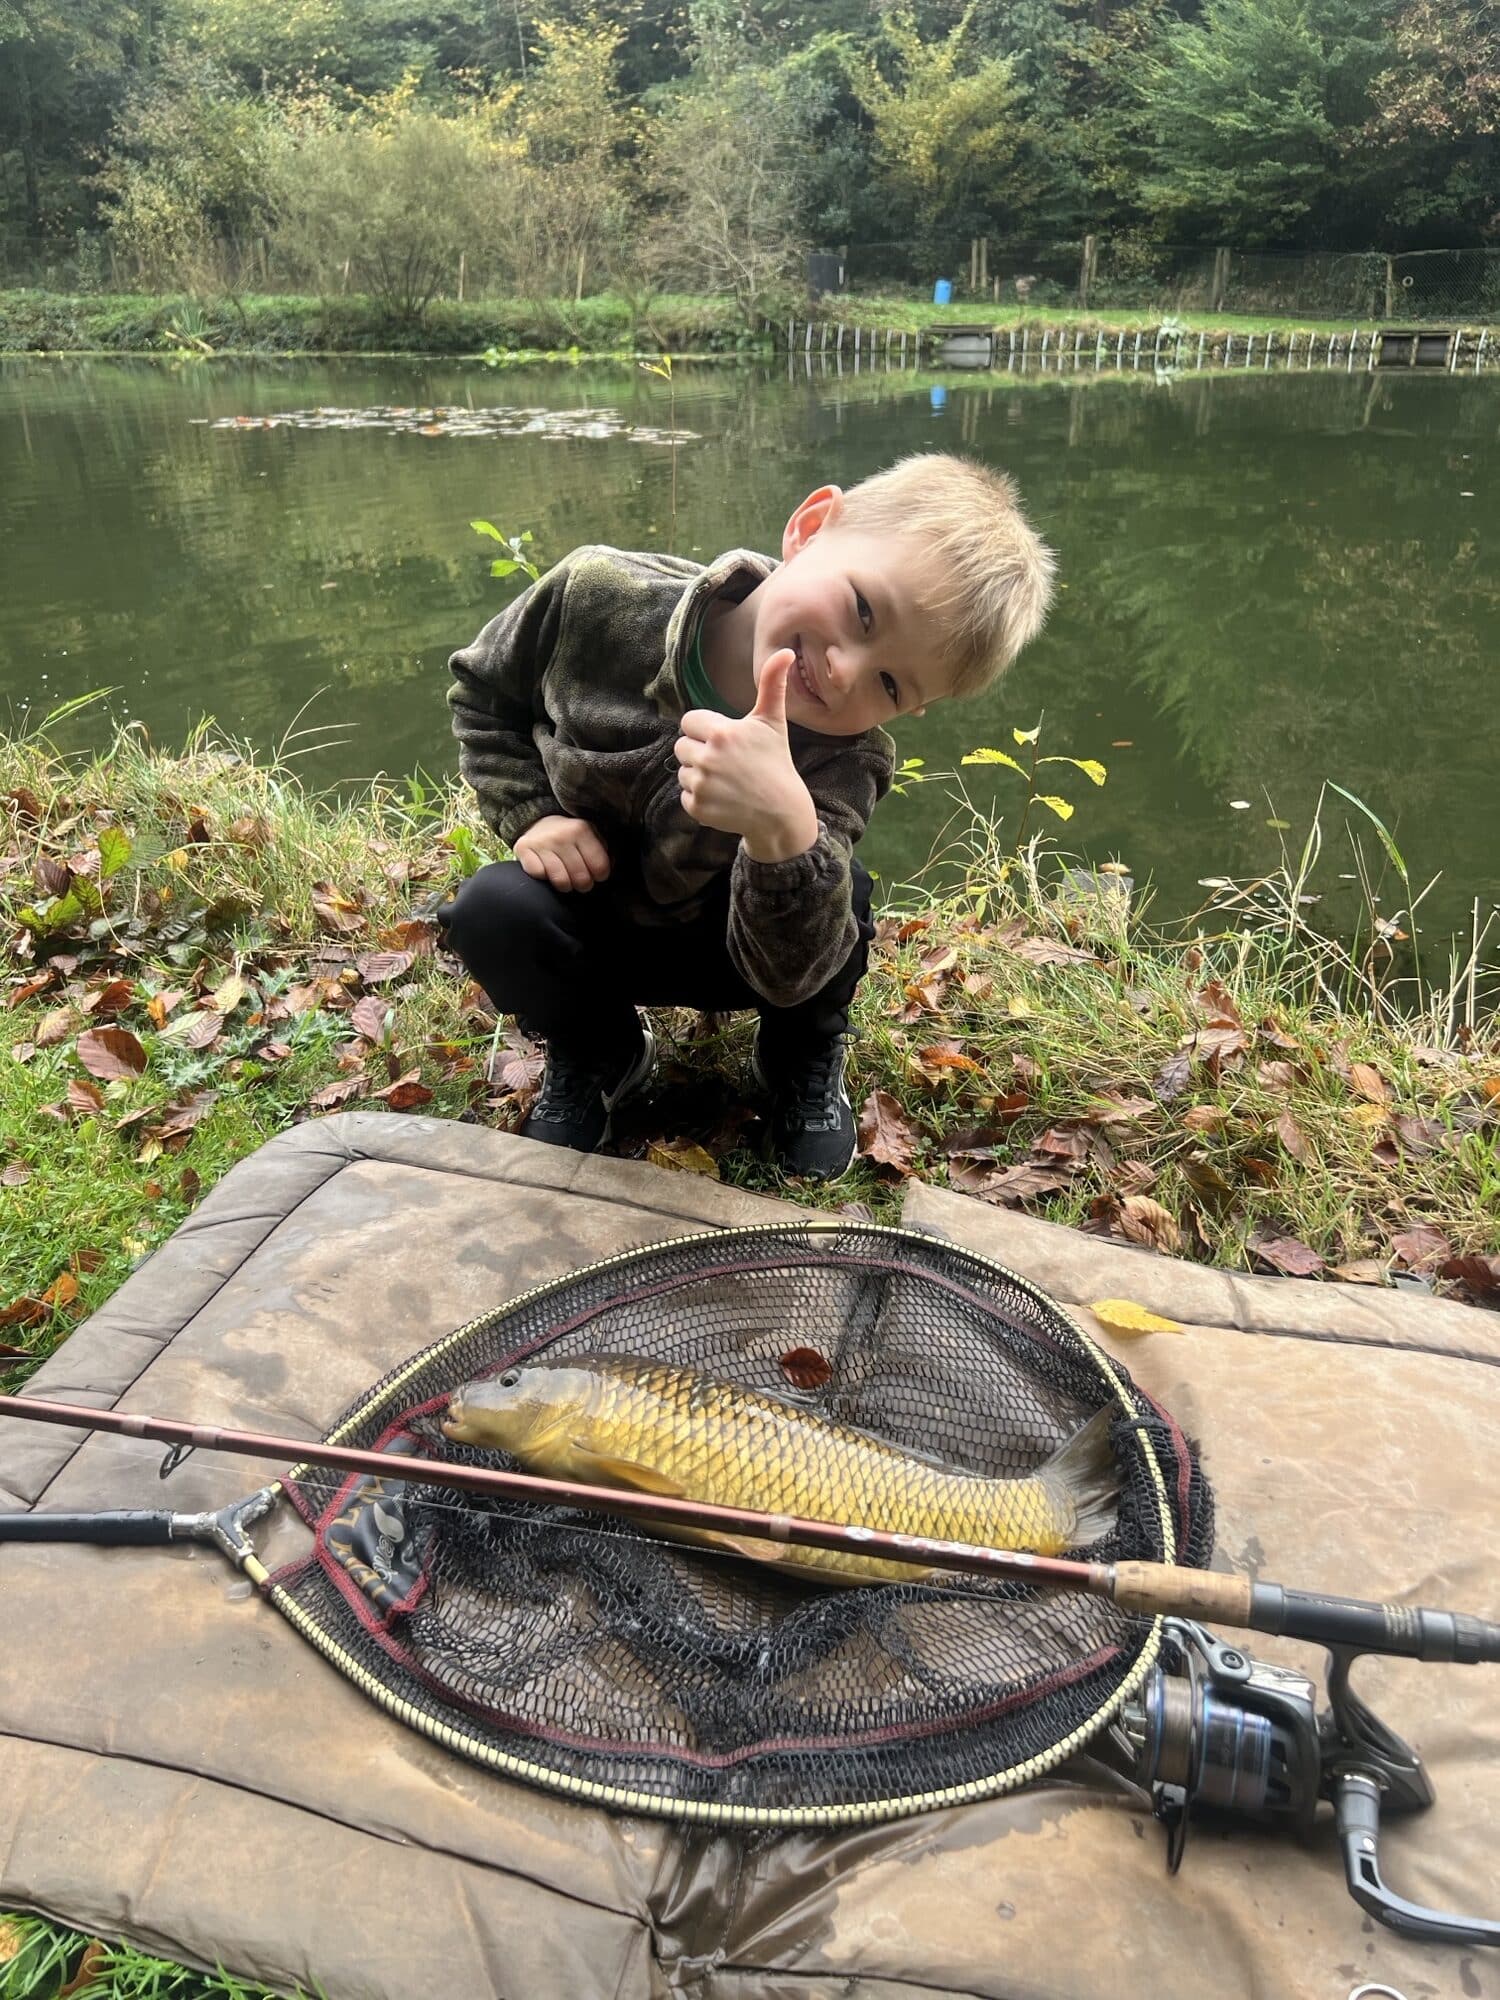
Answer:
[{"left": 837, "top": 453, "right": 1057, "bottom": 697}]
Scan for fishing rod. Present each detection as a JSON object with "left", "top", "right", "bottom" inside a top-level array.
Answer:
[
  {"left": 4, "top": 1387, "right": 1499, "bottom": 1945},
  {"left": 2, "top": 1389, "right": 1497, "bottom": 1668}
]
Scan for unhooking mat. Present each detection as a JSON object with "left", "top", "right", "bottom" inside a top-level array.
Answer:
[{"left": 2, "top": 1111, "right": 1498, "bottom": 2000}]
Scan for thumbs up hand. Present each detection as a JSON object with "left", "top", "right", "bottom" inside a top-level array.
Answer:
[{"left": 675, "top": 648, "right": 820, "bottom": 861}]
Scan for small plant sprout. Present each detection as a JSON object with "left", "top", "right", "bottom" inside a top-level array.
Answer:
[
  {"left": 962, "top": 716, "right": 1107, "bottom": 849},
  {"left": 470, "top": 522, "right": 540, "bottom": 582}
]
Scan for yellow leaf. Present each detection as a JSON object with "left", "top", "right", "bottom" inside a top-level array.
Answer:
[
  {"left": 166, "top": 848, "right": 190, "bottom": 870},
  {"left": 1351, "top": 1101, "right": 1388, "bottom": 1128},
  {"left": 209, "top": 972, "right": 248, "bottom": 1014},
  {"left": 646, "top": 1140, "right": 720, "bottom": 1179},
  {"left": 1035, "top": 794, "right": 1075, "bottom": 822},
  {"left": 1089, "top": 1298, "right": 1185, "bottom": 1338},
  {"left": 0, "top": 1918, "right": 25, "bottom": 1965},
  {"left": 1006, "top": 993, "right": 1033, "bottom": 1018}
]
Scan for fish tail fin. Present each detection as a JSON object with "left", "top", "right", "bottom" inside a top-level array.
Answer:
[{"left": 1041, "top": 1408, "right": 1119, "bottom": 1548}]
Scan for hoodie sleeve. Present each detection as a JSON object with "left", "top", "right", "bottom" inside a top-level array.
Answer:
[
  {"left": 725, "top": 741, "right": 892, "bottom": 1009},
  {"left": 447, "top": 561, "right": 570, "bottom": 847}
]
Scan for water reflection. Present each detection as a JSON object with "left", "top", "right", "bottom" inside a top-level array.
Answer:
[{"left": 1, "top": 353, "right": 1494, "bottom": 936}]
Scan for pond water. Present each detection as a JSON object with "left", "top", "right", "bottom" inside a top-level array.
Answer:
[{"left": 2, "top": 353, "right": 1495, "bottom": 940}]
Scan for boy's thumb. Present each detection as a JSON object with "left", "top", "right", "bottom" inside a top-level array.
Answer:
[{"left": 752, "top": 649, "right": 794, "bottom": 725}]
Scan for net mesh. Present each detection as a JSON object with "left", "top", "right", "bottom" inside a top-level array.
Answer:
[{"left": 271, "top": 1222, "right": 1212, "bottom": 1823}]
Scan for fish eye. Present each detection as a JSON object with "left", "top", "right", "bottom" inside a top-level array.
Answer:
[{"left": 498, "top": 1367, "right": 522, "bottom": 1388}]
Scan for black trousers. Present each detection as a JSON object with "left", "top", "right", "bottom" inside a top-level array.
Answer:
[{"left": 438, "top": 859, "right": 875, "bottom": 1056}]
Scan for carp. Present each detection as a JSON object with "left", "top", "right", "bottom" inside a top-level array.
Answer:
[{"left": 442, "top": 1353, "right": 1118, "bottom": 1585}]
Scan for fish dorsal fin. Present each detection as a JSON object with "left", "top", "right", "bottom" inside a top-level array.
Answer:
[{"left": 569, "top": 1441, "right": 685, "bottom": 1498}]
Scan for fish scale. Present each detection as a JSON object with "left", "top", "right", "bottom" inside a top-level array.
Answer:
[{"left": 445, "top": 1356, "right": 1118, "bottom": 1586}]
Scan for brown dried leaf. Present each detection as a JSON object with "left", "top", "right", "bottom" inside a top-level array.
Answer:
[
  {"left": 912, "top": 1042, "right": 984, "bottom": 1081},
  {"left": 35, "top": 1005, "right": 80, "bottom": 1046},
  {"left": 356, "top": 949, "right": 415, "bottom": 987},
  {"left": 1010, "top": 934, "right": 1096, "bottom": 967},
  {"left": 1196, "top": 979, "right": 1244, "bottom": 1029},
  {"left": 84, "top": 977, "right": 135, "bottom": 1018},
  {"left": 961, "top": 972, "right": 994, "bottom": 1001},
  {"left": 1391, "top": 1224, "right": 1453, "bottom": 1269},
  {"left": 159, "top": 1008, "right": 222, "bottom": 1052},
  {"left": 779, "top": 1346, "right": 833, "bottom": 1389},
  {"left": 1439, "top": 1255, "right": 1500, "bottom": 1299},
  {"left": 75, "top": 1025, "right": 147, "bottom": 1079},
  {"left": 1181, "top": 1105, "right": 1229, "bottom": 1134},
  {"left": 311, "top": 889, "right": 364, "bottom": 936},
  {"left": 147, "top": 987, "right": 186, "bottom": 1028},
  {"left": 1, "top": 1161, "right": 31, "bottom": 1187},
  {"left": 372, "top": 1070, "right": 433, "bottom": 1111},
  {"left": 57, "top": 1940, "right": 110, "bottom": 1999},
  {"left": 1154, "top": 1049, "right": 1193, "bottom": 1101},
  {"left": 646, "top": 1138, "right": 720, "bottom": 1178},
  {"left": 351, "top": 995, "right": 392, "bottom": 1043},
  {"left": 1119, "top": 1196, "right": 1183, "bottom": 1255},
  {"left": 857, "top": 1090, "right": 920, "bottom": 1174},
  {"left": 1275, "top": 1109, "right": 1314, "bottom": 1163},
  {"left": 1333, "top": 1259, "right": 1389, "bottom": 1285},
  {"left": 0, "top": 1296, "right": 48, "bottom": 1329},
  {"left": 34, "top": 854, "right": 72, "bottom": 898},
  {"left": 918, "top": 944, "right": 959, "bottom": 976},
  {"left": 1249, "top": 1232, "right": 1326, "bottom": 1278},
  {"left": 1034, "top": 1125, "right": 1091, "bottom": 1162},
  {"left": 159, "top": 1089, "right": 218, "bottom": 1138},
  {"left": 10, "top": 1042, "right": 36, "bottom": 1064},
  {"left": 180, "top": 1165, "right": 202, "bottom": 1203},
  {"left": 227, "top": 814, "right": 271, "bottom": 849},
  {"left": 382, "top": 917, "right": 440, "bottom": 956},
  {"left": 309, "top": 1074, "right": 367, "bottom": 1111},
  {"left": 66, "top": 1078, "right": 105, "bottom": 1115},
  {"left": 1392, "top": 1114, "right": 1448, "bottom": 1155},
  {"left": 1350, "top": 1062, "right": 1389, "bottom": 1105},
  {"left": 1112, "top": 1159, "right": 1160, "bottom": 1195},
  {"left": 1257, "top": 1060, "right": 1300, "bottom": 1091},
  {"left": 962, "top": 1160, "right": 1071, "bottom": 1206},
  {"left": 41, "top": 1270, "right": 79, "bottom": 1309}
]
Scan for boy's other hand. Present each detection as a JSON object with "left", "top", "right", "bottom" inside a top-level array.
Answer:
[
  {"left": 675, "top": 649, "right": 819, "bottom": 862},
  {"left": 513, "top": 815, "right": 612, "bottom": 892}
]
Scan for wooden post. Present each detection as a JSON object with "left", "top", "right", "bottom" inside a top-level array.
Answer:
[
  {"left": 1079, "top": 233, "right": 1097, "bottom": 311},
  {"left": 978, "top": 235, "right": 989, "bottom": 291},
  {"left": 969, "top": 236, "right": 978, "bottom": 292},
  {"left": 340, "top": 257, "right": 350, "bottom": 294},
  {"left": 458, "top": 251, "right": 466, "bottom": 303},
  {"left": 1385, "top": 256, "right": 1395, "bottom": 317},
  {"left": 575, "top": 248, "right": 585, "bottom": 302},
  {"left": 1210, "top": 247, "right": 1230, "bottom": 312}
]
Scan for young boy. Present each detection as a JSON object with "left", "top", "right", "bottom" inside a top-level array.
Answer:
[{"left": 439, "top": 454, "right": 1055, "bottom": 1180}]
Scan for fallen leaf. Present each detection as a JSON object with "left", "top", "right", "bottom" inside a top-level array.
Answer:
[
  {"left": 0, "top": 1297, "right": 48, "bottom": 1329},
  {"left": 1257, "top": 1060, "right": 1300, "bottom": 1091},
  {"left": 1275, "top": 1110, "right": 1314, "bottom": 1163},
  {"left": 1196, "top": 980, "right": 1244, "bottom": 1029},
  {"left": 646, "top": 1138, "right": 720, "bottom": 1178},
  {"left": 147, "top": 987, "right": 187, "bottom": 1027},
  {"left": 372, "top": 1070, "right": 433, "bottom": 1111},
  {"left": 1391, "top": 1224, "right": 1453, "bottom": 1269},
  {"left": 75, "top": 1025, "right": 147, "bottom": 1079},
  {"left": 57, "top": 1939, "right": 110, "bottom": 1999},
  {"left": 208, "top": 972, "right": 249, "bottom": 1014},
  {"left": 382, "top": 917, "right": 440, "bottom": 955},
  {"left": 1181, "top": 1105, "right": 1229, "bottom": 1134},
  {"left": 180, "top": 1165, "right": 202, "bottom": 1202},
  {"left": 356, "top": 949, "right": 415, "bottom": 986},
  {"left": 1010, "top": 935, "right": 1096, "bottom": 967},
  {"left": 1438, "top": 1254, "right": 1500, "bottom": 1299},
  {"left": 1112, "top": 1159, "right": 1160, "bottom": 1195},
  {"left": 1392, "top": 1114, "right": 1448, "bottom": 1155},
  {"left": 779, "top": 1347, "right": 833, "bottom": 1389},
  {"left": 351, "top": 995, "right": 392, "bottom": 1043},
  {"left": 1350, "top": 1102, "right": 1388, "bottom": 1129},
  {"left": 918, "top": 944, "right": 959, "bottom": 977},
  {"left": 1350, "top": 1062, "right": 1389, "bottom": 1105},
  {"left": 1119, "top": 1196, "right": 1183, "bottom": 1255},
  {"left": 84, "top": 977, "right": 135, "bottom": 1017},
  {"left": 1089, "top": 1298, "right": 1185, "bottom": 1337},
  {"left": 959, "top": 1160, "right": 1071, "bottom": 1205},
  {"left": 857, "top": 1091, "right": 920, "bottom": 1174},
  {"left": 1, "top": 1162, "right": 31, "bottom": 1187},
  {"left": 1333, "top": 1259, "right": 1389, "bottom": 1285},
  {"left": 41, "top": 1270, "right": 79, "bottom": 1309},
  {"left": 227, "top": 814, "right": 271, "bottom": 848},
  {"left": 158, "top": 1008, "right": 222, "bottom": 1051},
  {"left": 962, "top": 973, "right": 995, "bottom": 1001},
  {"left": 1154, "top": 1050, "right": 1193, "bottom": 1101},
  {"left": 10, "top": 1042, "right": 35, "bottom": 1063},
  {"left": 309, "top": 1075, "right": 367, "bottom": 1110},
  {"left": 912, "top": 1043, "right": 983, "bottom": 1080},
  {"left": 35, "top": 1005, "right": 80, "bottom": 1046},
  {"left": 159, "top": 1089, "right": 218, "bottom": 1138},
  {"left": 1034, "top": 1124, "right": 1091, "bottom": 1161},
  {"left": 66, "top": 1079, "right": 105, "bottom": 1115},
  {"left": 311, "top": 888, "right": 364, "bottom": 935},
  {"left": 1249, "top": 1232, "right": 1325, "bottom": 1278}
]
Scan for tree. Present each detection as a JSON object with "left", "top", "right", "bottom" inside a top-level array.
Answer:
[
  {"left": 842, "top": 6, "right": 1024, "bottom": 254},
  {"left": 509, "top": 16, "right": 634, "bottom": 299},
  {"left": 1129, "top": 0, "right": 1395, "bottom": 247},
  {"left": 270, "top": 85, "right": 523, "bottom": 319},
  {"left": 641, "top": 6, "right": 808, "bottom": 323}
]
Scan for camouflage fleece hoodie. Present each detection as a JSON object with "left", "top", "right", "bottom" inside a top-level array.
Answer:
[{"left": 447, "top": 545, "right": 894, "bottom": 1009}]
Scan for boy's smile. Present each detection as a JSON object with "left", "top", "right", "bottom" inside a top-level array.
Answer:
[{"left": 704, "top": 488, "right": 952, "bottom": 736}]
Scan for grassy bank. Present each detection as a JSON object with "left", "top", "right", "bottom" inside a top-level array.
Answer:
[
  {"left": 2, "top": 719, "right": 1497, "bottom": 1995},
  {"left": 3, "top": 718, "right": 1496, "bottom": 1388},
  {"left": 4, "top": 287, "right": 1486, "bottom": 361}
]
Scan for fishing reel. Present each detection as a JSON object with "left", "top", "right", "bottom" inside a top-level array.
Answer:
[{"left": 1115, "top": 1619, "right": 1499, "bottom": 1947}]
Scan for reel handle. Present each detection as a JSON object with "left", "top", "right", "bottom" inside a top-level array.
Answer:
[{"left": 1336, "top": 1773, "right": 1500, "bottom": 1947}]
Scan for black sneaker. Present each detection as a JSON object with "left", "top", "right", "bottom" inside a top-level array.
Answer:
[
  {"left": 751, "top": 1031, "right": 857, "bottom": 1180},
  {"left": 521, "top": 1020, "right": 656, "bottom": 1153}
]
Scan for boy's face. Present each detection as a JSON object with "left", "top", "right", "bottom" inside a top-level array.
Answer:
[{"left": 750, "top": 488, "right": 954, "bottom": 736}]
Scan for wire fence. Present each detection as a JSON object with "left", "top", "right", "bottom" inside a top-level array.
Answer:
[{"left": 839, "top": 239, "right": 1500, "bottom": 324}]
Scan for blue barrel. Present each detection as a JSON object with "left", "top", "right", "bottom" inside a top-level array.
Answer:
[{"left": 933, "top": 278, "right": 953, "bottom": 306}]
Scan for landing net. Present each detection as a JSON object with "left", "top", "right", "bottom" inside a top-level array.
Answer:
[{"left": 267, "top": 1221, "right": 1212, "bottom": 1825}]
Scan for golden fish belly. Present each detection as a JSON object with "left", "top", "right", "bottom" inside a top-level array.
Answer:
[{"left": 549, "top": 1360, "right": 1094, "bottom": 1586}]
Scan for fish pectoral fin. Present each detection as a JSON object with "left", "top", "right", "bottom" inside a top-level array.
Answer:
[{"left": 568, "top": 1443, "right": 686, "bottom": 1497}]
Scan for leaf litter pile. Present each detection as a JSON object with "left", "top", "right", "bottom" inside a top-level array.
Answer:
[{"left": 3, "top": 727, "right": 1498, "bottom": 1384}]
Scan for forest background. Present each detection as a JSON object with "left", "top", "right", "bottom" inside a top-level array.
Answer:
[{"left": 2, "top": 0, "right": 1498, "bottom": 328}]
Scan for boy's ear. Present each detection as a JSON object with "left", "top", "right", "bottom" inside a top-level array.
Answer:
[{"left": 782, "top": 485, "right": 844, "bottom": 558}]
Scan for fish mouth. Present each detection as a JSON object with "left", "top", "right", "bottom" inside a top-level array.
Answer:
[{"left": 792, "top": 639, "right": 826, "bottom": 707}]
